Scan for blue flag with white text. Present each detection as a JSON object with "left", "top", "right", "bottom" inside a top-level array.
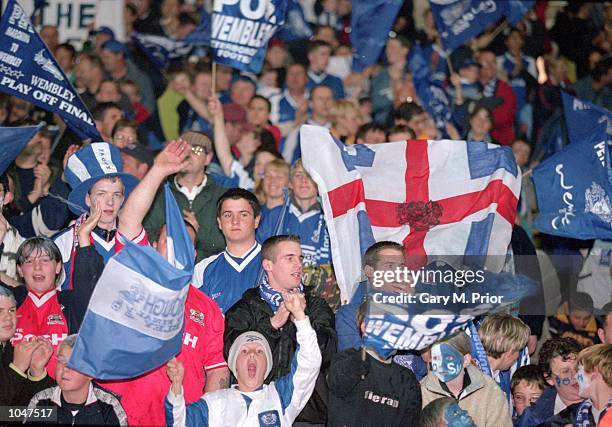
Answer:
[
  {"left": 0, "top": 0, "right": 101, "bottom": 141},
  {"left": 211, "top": 0, "right": 287, "bottom": 73},
  {"left": 363, "top": 262, "right": 538, "bottom": 356},
  {"left": 430, "top": 0, "right": 535, "bottom": 52},
  {"left": 0, "top": 125, "right": 41, "bottom": 175},
  {"left": 533, "top": 94, "right": 612, "bottom": 240},
  {"left": 350, "top": 0, "right": 403, "bottom": 73},
  {"left": 67, "top": 242, "right": 191, "bottom": 379}
]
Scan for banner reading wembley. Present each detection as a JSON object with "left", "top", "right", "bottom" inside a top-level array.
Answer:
[
  {"left": 0, "top": 0, "right": 101, "bottom": 141},
  {"left": 211, "top": 0, "right": 287, "bottom": 73},
  {"left": 430, "top": 0, "right": 535, "bottom": 52}
]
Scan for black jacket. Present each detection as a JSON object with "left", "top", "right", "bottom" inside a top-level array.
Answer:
[
  {"left": 327, "top": 348, "right": 421, "bottom": 427},
  {"left": 0, "top": 342, "right": 54, "bottom": 406},
  {"left": 543, "top": 401, "right": 590, "bottom": 427},
  {"left": 26, "top": 383, "right": 127, "bottom": 426},
  {"left": 224, "top": 287, "right": 337, "bottom": 423}
]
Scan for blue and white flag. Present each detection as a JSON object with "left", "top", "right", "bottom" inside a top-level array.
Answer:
[
  {"left": 408, "top": 43, "right": 452, "bottom": 133},
  {"left": 67, "top": 242, "right": 191, "bottom": 379},
  {"left": 276, "top": 0, "right": 312, "bottom": 42},
  {"left": 430, "top": 0, "right": 535, "bottom": 52},
  {"left": 211, "top": 0, "right": 287, "bottom": 73},
  {"left": 164, "top": 182, "right": 195, "bottom": 272},
  {"left": 132, "top": 11, "right": 211, "bottom": 69},
  {"left": 0, "top": 124, "right": 41, "bottom": 175},
  {"left": 0, "top": 0, "right": 101, "bottom": 141},
  {"left": 68, "top": 185, "right": 194, "bottom": 379},
  {"left": 533, "top": 94, "right": 612, "bottom": 240},
  {"left": 362, "top": 263, "right": 538, "bottom": 354},
  {"left": 350, "top": 0, "right": 403, "bottom": 73}
]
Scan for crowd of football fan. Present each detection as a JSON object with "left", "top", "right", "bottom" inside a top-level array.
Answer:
[{"left": 0, "top": 1, "right": 610, "bottom": 426}]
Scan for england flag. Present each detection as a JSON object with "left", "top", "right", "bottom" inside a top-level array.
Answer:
[{"left": 300, "top": 125, "right": 521, "bottom": 301}]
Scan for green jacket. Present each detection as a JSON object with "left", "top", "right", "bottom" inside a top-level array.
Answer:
[{"left": 143, "top": 177, "right": 227, "bottom": 262}]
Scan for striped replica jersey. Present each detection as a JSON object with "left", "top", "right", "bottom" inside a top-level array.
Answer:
[{"left": 192, "top": 243, "right": 262, "bottom": 313}]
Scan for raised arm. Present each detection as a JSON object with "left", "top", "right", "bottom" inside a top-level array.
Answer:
[
  {"left": 208, "top": 96, "right": 233, "bottom": 176},
  {"left": 118, "top": 140, "right": 189, "bottom": 240}
]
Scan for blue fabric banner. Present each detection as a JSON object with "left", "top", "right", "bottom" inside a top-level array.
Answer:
[
  {"left": 430, "top": 0, "right": 535, "bottom": 52},
  {"left": 211, "top": 0, "right": 287, "bottom": 73},
  {"left": 533, "top": 94, "right": 612, "bottom": 240},
  {"left": 0, "top": 124, "right": 42, "bottom": 175},
  {"left": 0, "top": 0, "right": 101, "bottom": 141},
  {"left": 408, "top": 43, "right": 452, "bottom": 133},
  {"left": 350, "top": 0, "right": 403, "bottom": 73}
]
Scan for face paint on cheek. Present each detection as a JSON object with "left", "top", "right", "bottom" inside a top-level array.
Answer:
[
  {"left": 555, "top": 375, "right": 572, "bottom": 387},
  {"left": 443, "top": 403, "right": 477, "bottom": 427},
  {"left": 431, "top": 343, "right": 464, "bottom": 383},
  {"left": 576, "top": 366, "right": 591, "bottom": 395}
]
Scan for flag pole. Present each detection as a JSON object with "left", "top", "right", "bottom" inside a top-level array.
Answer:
[{"left": 211, "top": 61, "right": 217, "bottom": 96}]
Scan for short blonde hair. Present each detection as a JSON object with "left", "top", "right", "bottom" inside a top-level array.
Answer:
[
  {"left": 478, "top": 313, "right": 530, "bottom": 358},
  {"left": 255, "top": 158, "right": 290, "bottom": 204},
  {"left": 578, "top": 344, "right": 612, "bottom": 387},
  {"left": 331, "top": 100, "right": 360, "bottom": 124}
]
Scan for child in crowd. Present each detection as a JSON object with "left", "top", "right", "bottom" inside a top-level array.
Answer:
[
  {"left": 549, "top": 292, "right": 599, "bottom": 347},
  {"left": 510, "top": 365, "right": 547, "bottom": 422}
]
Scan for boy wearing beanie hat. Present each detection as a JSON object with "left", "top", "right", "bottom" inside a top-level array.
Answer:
[{"left": 165, "top": 292, "right": 322, "bottom": 426}]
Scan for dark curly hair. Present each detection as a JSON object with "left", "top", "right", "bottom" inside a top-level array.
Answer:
[{"left": 538, "top": 337, "right": 583, "bottom": 379}]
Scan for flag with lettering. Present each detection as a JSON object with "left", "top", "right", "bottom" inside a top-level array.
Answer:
[
  {"left": 533, "top": 94, "right": 612, "bottom": 240},
  {"left": 430, "top": 0, "right": 535, "bottom": 52},
  {"left": 362, "top": 263, "right": 537, "bottom": 354},
  {"left": 300, "top": 125, "right": 521, "bottom": 301},
  {"left": 68, "top": 185, "right": 194, "bottom": 379},
  {"left": 211, "top": 0, "right": 287, "bottom": 73},
  {"left": 0, "top": 0, "right": 101, "bottom": 141},
  {"left": 0, "top": 124, "right": 41, "bottom": 175},
  {"left": 350, "top": 0, "right": 403, "bottom": 73}
]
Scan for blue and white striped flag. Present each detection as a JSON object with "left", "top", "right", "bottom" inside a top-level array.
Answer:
[{"left": 67, "top": 185, "right": 194, "bottom": 379}]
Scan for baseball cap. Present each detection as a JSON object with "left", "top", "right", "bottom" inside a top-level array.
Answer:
[
  {"left": 101, "top": 39, "right": 126, "bottom": 54},
  {"left": 121, "top": 143, "right": 154, "bottom": 168},
  {"left": 92, "top": 26, "right": 115, "bottom": 39},
  {"left": 180, "top": 131, "right": 213, "bottom": 154}
]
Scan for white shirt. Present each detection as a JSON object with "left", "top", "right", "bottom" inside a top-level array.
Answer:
[{"left": 174, "top": 175, "right": 207, "bottom": 203}]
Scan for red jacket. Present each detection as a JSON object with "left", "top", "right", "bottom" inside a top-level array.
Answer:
[{"left": 490, "top": 79, "right": 517, "bottom": 146}]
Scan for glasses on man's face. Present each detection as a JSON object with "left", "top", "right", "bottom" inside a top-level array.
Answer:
[
  {"left": 190, "top": 145, "right": 208, "bottom": 156},
  {"left": 114, "top": 134, "right": 136, "bottom": 143}
]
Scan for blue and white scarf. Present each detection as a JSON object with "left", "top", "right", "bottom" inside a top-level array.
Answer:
[
  {"left": 575, "top": 398, "right": 612, "bottom": 427},
  {"left": 259, "top": 273, "right": 304, "bottom": 312}
]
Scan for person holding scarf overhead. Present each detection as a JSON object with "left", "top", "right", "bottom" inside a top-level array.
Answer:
[{"left": 224, "top": 235, "right": 336, "bottom": 425}]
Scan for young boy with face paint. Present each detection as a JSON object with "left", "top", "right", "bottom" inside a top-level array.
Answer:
[
  {"left": 573, "top": 344, "right": 612, "bottom": 426},
  {"left": 164, "top": 293, "right": 322, "bottom": 426},
  {"left": 420, "top": 397, "right": 477, "bottom": 427},
  {"left": 420, "top": 332, "right": 513, "bottom": 427}
]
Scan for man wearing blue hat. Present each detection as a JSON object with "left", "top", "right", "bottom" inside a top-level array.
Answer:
[
  {"left": 53, "top": 143, "right": 145, "bottom": 290},
  {"left": 100, "top": 40, "right": 155, "bottom": 113}
]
